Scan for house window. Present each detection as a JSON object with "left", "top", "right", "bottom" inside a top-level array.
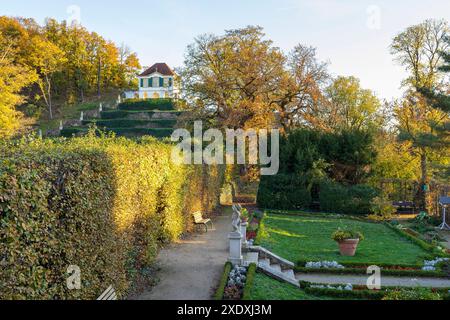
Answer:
[
  {"left": 163, "top": 78, "right": 169, "bottom": 87},
  {"left": 140, "top": 79, "right": 144, "bottom": 88},
  {"left": 153, "top": 77, "right": 159, "bottom": 88}
]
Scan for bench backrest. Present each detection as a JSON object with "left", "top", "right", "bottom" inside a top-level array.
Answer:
[{"left": 193, "top": 212, "right": 203, "bottom": 223}]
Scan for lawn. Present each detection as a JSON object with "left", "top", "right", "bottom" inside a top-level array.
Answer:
[
  {"left": 246, "top": 272, "right": 322, "bottom": 300},
  {"left": 257, "top": 212, "right": 431, "bottom": 266}
]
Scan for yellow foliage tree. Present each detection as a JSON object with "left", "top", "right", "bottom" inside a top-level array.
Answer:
[{"left": 0, "top": 32, "right": 37, "bottom": 138}]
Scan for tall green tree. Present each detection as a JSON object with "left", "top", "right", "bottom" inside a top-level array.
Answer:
[{"left": 391, "top": 18, "right": 449, "bottom": 212}]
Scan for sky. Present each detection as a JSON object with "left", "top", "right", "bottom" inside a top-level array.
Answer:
[{"left": 2, "top": 0, "right": 449, "bottom": 101}]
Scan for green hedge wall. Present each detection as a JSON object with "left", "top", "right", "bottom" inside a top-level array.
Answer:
[
  {"left": 214, "top": 262, "right": 232, "bottom": 300},
  {"left": 118, "top": 99, "right": 175, "bottom": 111},
  {"left": 257, "top": 174, "right": 311, "bottom": 210},
  {"left": 0, "top": 135, "right": 224, "bottom": 299},
  {"left": 318, "top": 180, "right": 379, "bottom": 215},
  {"left": 242, "top": 263, "right": 257, "bottom": 300},
  {"left": 61, "top": 127, "right": 174, "bottom": 138},
  {"left": 83, "top": 119, "right": 177, "bottom": 128},
  {"left": 100, "top": 110, "right": 183, "bottom": 120}
]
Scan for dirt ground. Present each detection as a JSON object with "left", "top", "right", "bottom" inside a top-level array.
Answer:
[{"left": 135, "top": 208, "right": 232, "bottom": 300}]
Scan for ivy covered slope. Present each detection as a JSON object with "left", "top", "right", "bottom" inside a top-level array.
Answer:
[
  {"left": 61, "top": 99, "right": 183, "bottom": 138},
  {"left": 0, "top": 134, "right": 225, "bottom": 299}
]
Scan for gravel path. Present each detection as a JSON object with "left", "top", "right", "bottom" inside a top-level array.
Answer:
[
  {"left": 296, "top": 273, "right": 450, "bottom": 288},
  {"left": 136, "top": 209, "right": 231, "bottom": 300}
]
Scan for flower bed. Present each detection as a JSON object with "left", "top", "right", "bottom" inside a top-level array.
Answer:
[{"left": 222, "top": 265, "right": 248, "bottom": 300}]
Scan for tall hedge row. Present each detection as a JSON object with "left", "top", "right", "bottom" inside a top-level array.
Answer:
[
  {"left": 118, "top": 98, "right": 175, "bottom": 111},
  {"left": 0, "top": 135, "right": 224, "bottom": 300},
  {"left": 257, "top": 128, "right": 378, "bottom": 213}
]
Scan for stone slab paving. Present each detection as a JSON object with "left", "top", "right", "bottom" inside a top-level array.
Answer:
[
  {"left": 296, "top": 273, "right": 450, "bottom": 288},
  {"left": 135, "top": 210, "right": 231, "bottom": 300}
]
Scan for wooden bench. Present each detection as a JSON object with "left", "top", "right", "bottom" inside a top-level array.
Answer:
[
  {"left": 193, "top": 212, "right": 214, "bottom": 232},
  {"left": 392, "top": 201, "right": 416, "bottom": 215}
]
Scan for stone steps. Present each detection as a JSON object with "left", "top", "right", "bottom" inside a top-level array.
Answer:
[
  {"left": 244, "top": 246, "right": 299, "bottom": 287},
  {"left": 257, "top": 257, "right": 299, "bottom": 287}
]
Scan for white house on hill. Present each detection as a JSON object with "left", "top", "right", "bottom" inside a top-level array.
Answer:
[{"left": 124, "top": 63, "right": 179, "bottom": 99}]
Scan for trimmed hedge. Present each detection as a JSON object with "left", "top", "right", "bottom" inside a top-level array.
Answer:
[
  {"left": 300, "top": 281, "right": 450, "bottom": 300},
  {"left": 257, "top": 174, "right": 311, "bottom": 210},
  {"left": 294, "top": 266, "right": 446, "bottom": 278},
  {"left": 214, "top": 262, "right": 232, "bottom": 300},
  {"left": 82, "top": 119, "right": 177, "bottom": 129},
  {"left": 318, "top": 180, "right": 379, "bottom": 215},
  {"left": 100, "top": 110, "right": 183, "bottom": 120},
  {"left": 384, "top": 222, "right": 445, "bottom": 255},
  {"left": 0, "top": 134, "right": 225, "bottom": 299},
  {"left": 61, "top": 127, "right": 174, "bottom": 138},
  {"left": 118, "top": 98, "right": 175, "bottom": 111},
  {"left": 242, "top": 263, "right": 257, "bottom": 300}
]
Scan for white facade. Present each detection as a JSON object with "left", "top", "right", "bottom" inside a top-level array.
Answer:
[{"left": 124, "top": 70, "right": 179, "bottom": 100}]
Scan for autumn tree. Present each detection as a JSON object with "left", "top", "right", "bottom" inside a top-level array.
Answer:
[
  {"left": 275, "top": 44, "right": 330, "bottom": 131},
  {"left": 391, "top": 19, "right": 449, "bottom": 211},
  {"left": 0, "top": 20, "right": 37, "bottom": 137},
  {"left": 180, "top": 26, "right": 285, "bottom": 130},
  {"left": 28, "top": 36, "right": 66, "bottom": 119},
  {"left": 324, "top": 76, "right": 382, "bottom": 131},
  {"left": 0, "top": 16, "right": 141, "bottom": 121}
]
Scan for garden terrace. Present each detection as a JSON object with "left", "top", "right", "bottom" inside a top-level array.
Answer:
[
  {"left": 61, "top": 99, "right": 184, "bottom": 138},
  {"left": 256, "top": 211, "right": 440, "bottom": 267}
]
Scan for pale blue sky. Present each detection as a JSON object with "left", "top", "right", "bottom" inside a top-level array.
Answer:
[{"left": 2, "top": 0, "right": 449, "bottom": 100}]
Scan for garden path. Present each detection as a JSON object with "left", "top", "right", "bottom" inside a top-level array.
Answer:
[
  {"left": 296, "top": 273, "right": 450, "bottom": 288},
  {"left": 135, "top": 208, "right": 232, "bottom": 300}
]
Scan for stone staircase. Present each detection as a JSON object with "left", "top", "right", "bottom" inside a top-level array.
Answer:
[{"left": 245, "top": 246, "right": 299, "bottom": 287}]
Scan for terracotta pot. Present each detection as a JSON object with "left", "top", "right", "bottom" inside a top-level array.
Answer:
[{"left": 337, "top": 239, "right": 360, "bottom": 256}]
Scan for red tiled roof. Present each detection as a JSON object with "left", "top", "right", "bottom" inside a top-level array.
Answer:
[{"left": 139, "top": 63, "right": 174, "bottom": 76}]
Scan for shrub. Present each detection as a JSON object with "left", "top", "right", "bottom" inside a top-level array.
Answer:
[
  {"left": 0, "top": 134, "right": 224, "bottom": 299},
  {"left": 368, "top": 196, "right": 396, "bottom": 221},
  {"left": 319, "top": 180, "right": 378, "bottom": 214},
  {"left": 119, "top": 99, "right": 175, "bottom": 111},
  {"left": 382, "top": 288, "right": 442, "bottom": 300},
  {"left": 257, "top": 174, "right": 311, "bottom": 210},
  {"left": 332, "top": 229, "right": 364, "bottom": 242}
]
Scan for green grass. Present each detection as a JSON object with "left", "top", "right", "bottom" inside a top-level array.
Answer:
[
  {"left": 246, "top": 272, "right": 323, "bottom": 300},
  {"left": 38, "top": 102, "right": 100, "bottom": 132},
  {"left": 258, "top": 212, "right": 431, "bottom": 266}
]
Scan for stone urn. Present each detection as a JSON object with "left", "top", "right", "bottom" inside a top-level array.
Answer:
[{"left": 337, "top": 239, "right": 360, "bottom": 257}]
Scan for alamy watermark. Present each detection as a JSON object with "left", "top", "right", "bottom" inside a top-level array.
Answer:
[
  {"left": 67, "top": 5, "right": 81, "bottom": 26},
  {"left": 366, "top": 5, "right": 381, "bottom": 30},
  {"left": 367, "top": 265, "right": 381, "bottom": 290},
  {"left": 66, "top": 265, "right": 81, "bottom": 290},
  {"left": 171, "top": 121, "right": 280, "bottom": 176}
]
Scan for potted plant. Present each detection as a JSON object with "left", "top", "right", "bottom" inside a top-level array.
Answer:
[
  {"left": 240, "top": 208, "right": 250, "bottom": 223},
  {"left": 332, "top": 229, "right": 364, "bottom": 256}
]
